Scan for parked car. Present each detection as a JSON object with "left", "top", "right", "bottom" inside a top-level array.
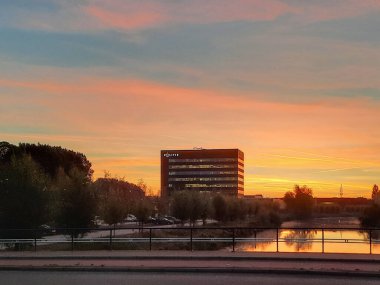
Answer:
[
  {"left": 38, "top": 224, "right": 54, "bottom": 235},
  {"left": 147, "top": 216, "right": 157, "bottom": 224},
  {"left": 155, "top": 217, "right": 174, "bottom": 225},
  {"left": 94, "top": 216, "right": 106, "bottom": 227},
  {"left": 124, "top": 214, "right": 137, "bottom": 222},
  {"left": 164, "top": 216, "right": 181, "bottom": 224}
]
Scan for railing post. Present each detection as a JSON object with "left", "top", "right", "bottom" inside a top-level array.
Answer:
[
  {"left": 254, "top": 230, "right": 257, "bottom": 249},
  {"left": 109, "top": 229, "right": 113, "bottom": 250},
  {"left": 370, "top": 230, "right": 372, "bottom": 255},
  {"left": 71, "top": 230, "right": 74, "bottom": 251},
  {"left": 322, "top": 228, "right": 325, "bottom": 253},
  {"left": 190, "top": 228, "right": 193, "bottom": 251},
  {"left": 276, "top": 228, "right": 279, "bottom": 252},
  {"left": 34, "top": 229, "right": 37, "bottom": 252},
  {"left": 232, "top": 228, "right": 235, "bottom": 252},
  {"left": 149, "top": 228, "right": 152, "bottom": 251}
]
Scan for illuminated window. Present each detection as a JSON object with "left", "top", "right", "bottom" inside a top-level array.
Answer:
[
  {"left": 169, "top": 171, "right": 238, "bottom": 176},
  {"left": 169, "top": 158, "right": 237, "bottom": 163},
  {"left": 169, "top": 164, "right": 236, "bottom": 169},
  {"left": 184, "top": 183, "right": 238, "bottom": 188},
  {"left": 169, "top": 177, "right": 238, "bottom": 182}
]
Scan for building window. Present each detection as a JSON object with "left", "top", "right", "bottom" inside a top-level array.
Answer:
[
  {"left": 169, "top": 171, "right": 238, "bottom": 176},
  {"left": 169, "top": 164, "right": 236, "bottom": 169},
  {"left": 169, "top": 158, "right": 237, "bottom": 163},
  {"left": 169, "top": 177, "right": 238, "bottom": 182}
]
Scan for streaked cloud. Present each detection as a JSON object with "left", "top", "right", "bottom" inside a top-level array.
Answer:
[
  {"left": 3, "top": 1, "right": 380, "bottom": 33},
  {"left": 1, "top": 0, "right": 380, "bottom": 197},
  {"left": 2, "top": 74, "right": 380, "bottom": 196}
]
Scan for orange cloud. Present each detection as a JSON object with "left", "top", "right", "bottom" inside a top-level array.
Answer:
[
  {"left": 2, "top": 76, "right": 380, "bottom": 138},
  {"left": 2, "top": 76, "right": 380, "bottom": 197}
]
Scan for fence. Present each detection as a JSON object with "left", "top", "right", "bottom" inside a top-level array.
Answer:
[{"left": 0, "top": 226, "right": 379, "bottom": 254}]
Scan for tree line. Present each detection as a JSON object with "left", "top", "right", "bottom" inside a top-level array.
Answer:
[
  {"left": 169, "top": 191, "right": 281, "bottom": 227},
  {"left": 0, "top": 142, "right": 284, "bottom": 240},
  {"left": 0, "top": 142, "right": 145, "bottom": 238},
  {"left": 3, "top": 141, "right": 378, "bottom": 241}
]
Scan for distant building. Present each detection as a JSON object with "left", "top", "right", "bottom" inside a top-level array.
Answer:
[
  {"left": 161, "top": 148, "right": 244, "bottom": 197},
  {"left": 314, "top": 197, "right": 370, "bottom": 215},
  {"left": 244, "top": 194, "right": 263, "bottom": 200}
]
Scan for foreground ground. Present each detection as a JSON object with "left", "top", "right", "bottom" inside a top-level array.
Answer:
[{"left": 2, "top": 271, "right": 380, "bottom": 285}]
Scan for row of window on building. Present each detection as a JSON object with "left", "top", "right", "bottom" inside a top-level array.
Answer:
[{"left": 161, "top": 149, "right": 244, "bottom": 197}]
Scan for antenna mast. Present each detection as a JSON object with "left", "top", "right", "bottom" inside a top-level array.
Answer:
[{"left": 340, "top": 184, "right": 343, "bottom": 198}]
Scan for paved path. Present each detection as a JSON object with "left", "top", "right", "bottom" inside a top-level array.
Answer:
[
  {"left": 0, "top": 251, "right": 380, "bottom": 276},
  {"left": 0, "top": 271, "right": 379, "bottom": 285}
]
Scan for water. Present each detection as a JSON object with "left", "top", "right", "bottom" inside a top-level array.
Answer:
[{"left": 236, "top": 217, "right": 380, "bottom": 254}]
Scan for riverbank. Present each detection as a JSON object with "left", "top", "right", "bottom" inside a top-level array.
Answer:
[{"left": 281, "top": 216, "right": 361, "bottom": 228}]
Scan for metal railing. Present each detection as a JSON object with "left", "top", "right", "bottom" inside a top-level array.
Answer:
[{"left": 0, "top": 226, "right": 379, "bottom": 254}]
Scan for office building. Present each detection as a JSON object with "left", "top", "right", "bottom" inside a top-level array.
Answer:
[{"left": 161, "top": 148, "right": 244, "bottom": 197}]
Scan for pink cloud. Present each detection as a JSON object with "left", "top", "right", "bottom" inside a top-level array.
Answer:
[
  {"left": 4, "top": 0, "right": 380, "bottom": 33},
  {"left": 83, "top": 0, "right": 380, "bottom": 31},
  {"left": 83, "top": 0, "right": 296, "bottom": 31},
  {"left": 292, "top": 0, "right": 380, "bottom": 22},
  {"left": 172, "top": 0, "right": 296, "bottom": 23},
  {"left": 85, "top": 1, "right": 165, "bottom": 30}
]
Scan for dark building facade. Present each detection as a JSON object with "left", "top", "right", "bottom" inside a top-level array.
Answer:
[{"left": 161, "top": 149, "right": 244, "bottom": 197}]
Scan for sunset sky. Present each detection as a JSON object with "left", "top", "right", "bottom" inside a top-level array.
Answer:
[{"left": 1, "top": 0, "right": 380, "bottom": 197}]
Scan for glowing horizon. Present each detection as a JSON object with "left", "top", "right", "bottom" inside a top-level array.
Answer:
[{"left": 1, "top": 1, "right": 380, "bottom": 198}]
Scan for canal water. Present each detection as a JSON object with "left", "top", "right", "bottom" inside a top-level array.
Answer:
[{"left": 236, "top": 217, "right": 380, "bottom": 254}]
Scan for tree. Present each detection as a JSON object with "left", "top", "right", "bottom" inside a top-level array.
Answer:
[
  {"left": 171, "top": 191, "right": 191, "bottom": 224},
  {"left": 154, "top": 196, "right": 169, "bottom": 217},
  {"left": 0, "top": 141, "right": 17, "bottom": 162},
  {"left": 93, "top": 176, "right": 145, "bottom": 221},
  {"left": 0, "top": 155, "right": 51, "bottom": 239},
  {"left": 284, "top": 185, "right": 314, "bottom": 219},
  {"left": 55, "top": 168, "right": 97, "bottom": 237},
  {"left": 247, "top": 200, "right": 259, "bottom": 218},
  {"left": 137, "top": 179, "right": 147, "bottom": 193},
  {"left": 212, "top": 194, "right": 228, "bottom": 223},
  {"left": 199, "top": 192, "right": 212, "bottom": 225},
  {"left": 189, "top": 191, "right": 202, "bottom": 226},
  {"left": 237, "top": 198, "right": 248, "bottom": 220},
  {"left": 0, "top": 142, "right": 94, "bottom": 181},
  {"left": 372, "top": 184, "right": 379, "bottom": 204},
  {"left": 361, "top": 184, "right": 380, "bottom": 227},
  {"left": 102, "top": 190, "right": 125, "bottom": 235},
  {"left": 133, "top": 198, "right": 152, "bottom": 228},
  {"left": 361, "top": 205, "right": 380, "bottom": 227}
]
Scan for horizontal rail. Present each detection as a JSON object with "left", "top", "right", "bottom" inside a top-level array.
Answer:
[
  {"left": 0, "top": 226, "right": 379, "bottom": 253},
  {"left": 1, "top": 226, "right": 380, "bottom": 231}
]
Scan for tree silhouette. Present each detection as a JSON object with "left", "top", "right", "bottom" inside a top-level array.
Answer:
[
  {"left": 0, "top": 155, "right": 51, "bottom": 239},
  {"left": 372, "top": 184, "right": 379, "bottom": 201},
  {"left": 284, "top": 185, "right": 314, "bottom": 219}
]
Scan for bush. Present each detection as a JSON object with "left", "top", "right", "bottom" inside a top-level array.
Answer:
[{"left": 361, "top": 204, "right": 380, "bottom": 227}]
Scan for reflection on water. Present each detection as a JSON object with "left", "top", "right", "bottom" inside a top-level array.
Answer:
[
  {"left": 283, "top": 230, "right": 317, "bottom": 251},
  {"left": 236, "top": 217, "right": 380, "bottom": 254}
]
